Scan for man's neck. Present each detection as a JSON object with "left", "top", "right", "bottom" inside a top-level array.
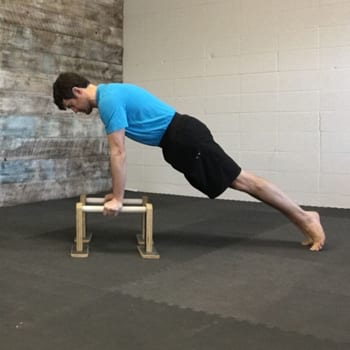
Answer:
[{"left": 86, "top": 84, "right": 97, "bottom": 107}]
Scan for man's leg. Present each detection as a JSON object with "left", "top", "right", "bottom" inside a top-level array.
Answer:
[{"left": 230, "top": 170, "right": 325, "bottom": 251}]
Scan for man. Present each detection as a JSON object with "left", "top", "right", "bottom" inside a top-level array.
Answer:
[{"left": 53, "top": 72, "right": 325, "bottom": 251}]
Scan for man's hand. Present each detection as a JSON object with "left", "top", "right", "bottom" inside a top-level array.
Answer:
[
  {"left": 104, "top": 193, "right": 114, "bottom": 202},
  {"left": 103, "top": 198, "right": 123, "bottom": 216}
]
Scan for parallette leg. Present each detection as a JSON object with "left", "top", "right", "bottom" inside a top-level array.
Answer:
[
  {"left": 136, "top": 196, "right": 148, "bottom": 246},
  {"left": 77, "top": 194, "right": 93, "bottom": 243},
  {"left": 71, "top": 202, "right": 89, "bottom": 258},
  {"left": 137, "top": 203, "right": 160, "bottom": 259}
]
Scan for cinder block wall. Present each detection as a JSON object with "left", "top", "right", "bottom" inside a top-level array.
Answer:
[
  {"left": 123, "top": 0, "right": 350, "bottom": 208},
  {"left": 0, "top": 1, "right": 123, "bottom": 206}
]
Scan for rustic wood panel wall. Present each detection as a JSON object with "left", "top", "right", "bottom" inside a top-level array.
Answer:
[{"left": 0, "top": 0, "right": 123, "bottom": 206}]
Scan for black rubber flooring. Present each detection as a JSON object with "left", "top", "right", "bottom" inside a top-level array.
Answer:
[{"left": 0, "top": 191, "right": 349, "bottom": 349}]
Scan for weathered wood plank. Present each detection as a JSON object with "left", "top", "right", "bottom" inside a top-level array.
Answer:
[
  {"left": 0, "top": 22, "right": 123, "bottom": 63},
  {"left": 0, "top": 48, "right": 122, "bottom": 78},
  {"left": 0, "top": 115, "right": 106, "bottom": 139},
  {"left": 0, "top": 3, "right": 123, "bottom": 45},
  {"left": 0, "top": 71, "right": 52, "bottom": 94},
  {"left": 1, "top": 138, "right": 109, "bottom": 159},
  {"left": 0, "top": 177, "right": 112, "bottom": 206},
  {"left": 1, "top": 158, "right": 110, "bottom": 184},
  {"left": 0, "top": 0, "right": 123, "bottom": 28},
  {"left": 0, "top": 93, "right": 53, "bottom": 116}
]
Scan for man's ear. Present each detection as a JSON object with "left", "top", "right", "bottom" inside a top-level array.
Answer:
[{"left": 72, "top": 87, "right": 82, "bottom": 97}]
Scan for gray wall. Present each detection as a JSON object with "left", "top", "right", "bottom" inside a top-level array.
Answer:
[
  {"left": 0, "top": 1, "right": 123, "bottom": 206},
  {"left": 124, "top": 0, "right": 350, "bottom": 208}
]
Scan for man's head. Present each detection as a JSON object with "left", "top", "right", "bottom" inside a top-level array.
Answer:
[{"left": 53, "top": 72, "right": 94, "bottom": 114}]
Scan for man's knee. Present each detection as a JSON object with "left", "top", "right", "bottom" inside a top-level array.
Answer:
[{"left": 230, "top": 170, "right": 263, "bottom": 193}]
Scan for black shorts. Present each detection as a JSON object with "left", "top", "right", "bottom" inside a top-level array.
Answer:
[{"left": 159, "top": 113, "right": 241, "bottom": 199}]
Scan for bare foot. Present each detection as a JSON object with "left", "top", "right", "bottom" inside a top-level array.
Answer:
[{"left": 300, "top": 211, "right": 326, "bottom": 251}]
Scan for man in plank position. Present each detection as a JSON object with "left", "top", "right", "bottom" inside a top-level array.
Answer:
[{"left": 53, "top": 72, "right": 325, "bottom": 251}]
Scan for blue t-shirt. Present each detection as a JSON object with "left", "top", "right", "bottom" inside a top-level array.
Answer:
[{"left": 96, "top": 83, "right": 176, "bottom": 146}]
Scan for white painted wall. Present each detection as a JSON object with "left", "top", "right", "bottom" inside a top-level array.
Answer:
[{"left": 123, "top": 0, "right": 350, "bottom": 208}]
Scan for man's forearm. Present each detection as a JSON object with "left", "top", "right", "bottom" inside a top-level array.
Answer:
[{"left": 110, "top": 152, "right": 126, "bottom": 202}]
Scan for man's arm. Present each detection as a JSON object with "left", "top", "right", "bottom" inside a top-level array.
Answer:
[{"left": 103, "top": 129, "right": 126, "bottom": 216}]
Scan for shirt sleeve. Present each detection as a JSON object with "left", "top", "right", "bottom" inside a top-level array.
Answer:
[{"left": 98, "top": 94, "right": 128, "bottom": 134}]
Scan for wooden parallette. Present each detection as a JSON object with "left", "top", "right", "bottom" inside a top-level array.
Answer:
[{"left": 71, "top": 195, "right": 160, "bottom": 259}]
